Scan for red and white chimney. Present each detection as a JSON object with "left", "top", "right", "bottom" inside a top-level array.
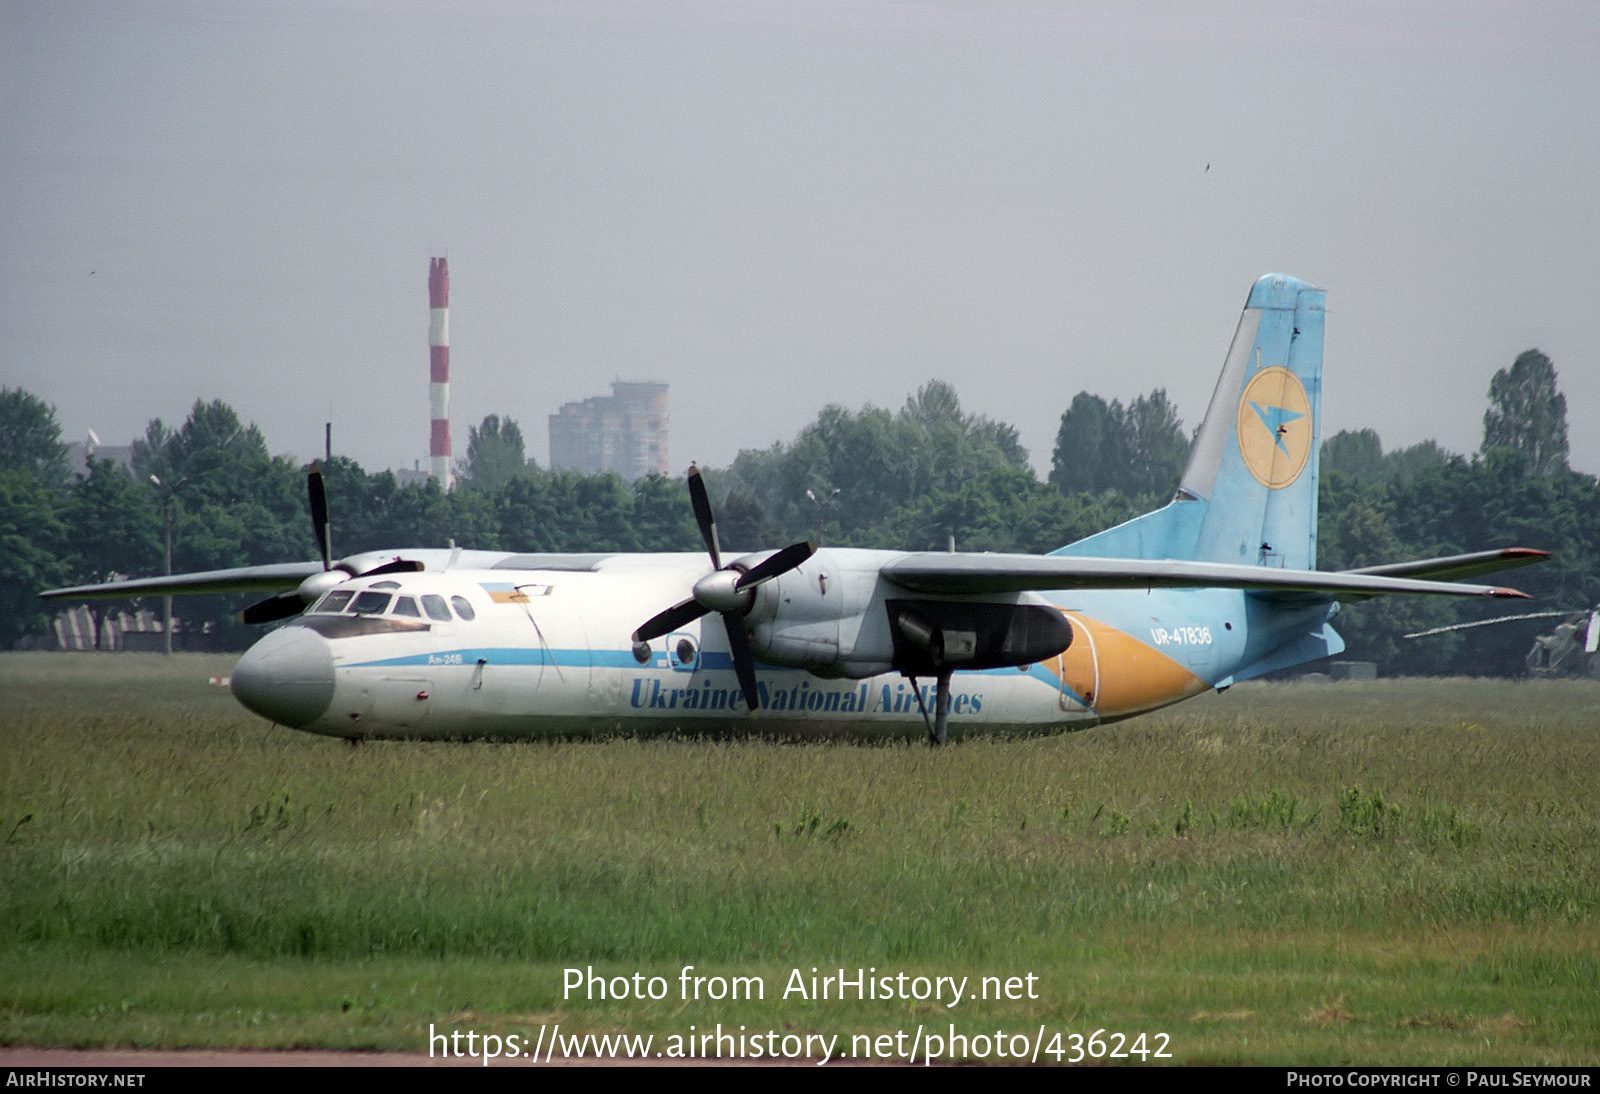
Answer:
[{"left": 428, "top": 257, "right": 453, "bottom": 490}]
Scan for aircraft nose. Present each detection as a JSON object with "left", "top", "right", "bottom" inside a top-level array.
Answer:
[{"left": 230, "top": 626, "right": 335, "bottom": 729}]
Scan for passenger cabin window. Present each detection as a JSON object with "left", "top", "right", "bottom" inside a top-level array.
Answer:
[
  {"left": 351, "top": 591, "right": 392, "bottom": 615},
  {"left": 450, "top": 595, "right": 476, "bottom": 621},
  {"left": 315, "top": 590, "right": 354, "bottom": 614},
  {"left": 421, "top": 595, "right": 452, "bottom": 622},
  {"left": 392, "top": 596, "right": 421, "bottom": 618}
]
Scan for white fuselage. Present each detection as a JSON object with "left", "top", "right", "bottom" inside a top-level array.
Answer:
[{"left": 227, "top": 549, "right": 1307, "bottom": 741}]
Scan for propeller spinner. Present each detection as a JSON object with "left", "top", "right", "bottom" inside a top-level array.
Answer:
[{"left": 632, "top": 465, "right": 815, "bottom": 713}]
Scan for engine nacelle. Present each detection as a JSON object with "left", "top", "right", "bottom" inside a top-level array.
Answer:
[
  {"left": 742, "top": 549, "right": 1073, "bottom": 680},
  {"left": 745, "top": 549, "right": 864, "bottom": 675},
  {"left": 885, "top": 599, "right": 1072, "bottom": 675}
]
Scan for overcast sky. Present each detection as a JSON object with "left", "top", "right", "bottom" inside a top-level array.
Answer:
[{"left": 3, "top": 0, "right": 1596, "bottom": 480}]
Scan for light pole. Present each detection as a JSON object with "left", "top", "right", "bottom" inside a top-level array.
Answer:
[
  {"left": 806, "top": 487, "right": 840, "bottom": 546},
  {"left": 149, "top": 474, "right": 184, "bottom": 655},
  {"left": 144, "top": 425, "right": 241, "bottom": 654}
]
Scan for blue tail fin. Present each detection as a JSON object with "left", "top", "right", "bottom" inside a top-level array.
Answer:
[
  {"left": 1054, "top": 273, "right": 1325, "bottom": 566},
  {"left": 1188, "top": 273, "right": 1324, "bottom": 567}
]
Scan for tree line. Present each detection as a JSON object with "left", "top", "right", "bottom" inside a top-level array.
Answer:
[{"left": 2, "top": 348, "right": 1593, "bottom": 673}]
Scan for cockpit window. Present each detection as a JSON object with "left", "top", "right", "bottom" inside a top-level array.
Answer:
[
  {"left": 370, "top": 580, "right": 401, "bottom": 590},
  {"left": 314, "top": 590, "right": 354, "bottom": 614},
  {"left": 421, "top": 595, "right": 452, "bottom": 622},
  {"left": 351, "top": 591, "right": 393, "bottom": 615},
  {"left": 450, "top": 595, "right": 476, "bottom": 621},
  {"left": 392, "top": 596, "right": 421, "bottom": 618}
]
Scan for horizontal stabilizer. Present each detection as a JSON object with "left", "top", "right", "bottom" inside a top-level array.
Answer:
[
  {"left": 883, "top": 553, "right": 1530, "bottom": 600},
  {"left": 1342, "top": 547, "right": 1550, "bottom": 583},
  {"left": 1215, "top": 622, "right": 1346, "bottom": 688}
]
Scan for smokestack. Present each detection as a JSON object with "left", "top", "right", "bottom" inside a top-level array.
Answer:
[{"left": 428, "top": 257, "right": 453, "bottom": 490}]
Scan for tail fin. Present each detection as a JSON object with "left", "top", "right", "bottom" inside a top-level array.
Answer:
[
  {"left": 1054, "top": 273, "right": 1325, "bottom": 566},
  {"left": 1187, "top": 273, "right": 1324, "bottom": 568}
]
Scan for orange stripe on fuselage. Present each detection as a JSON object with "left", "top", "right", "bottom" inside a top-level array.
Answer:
[{"left": 1051, "top": 611, "right": 1209, "bottom": 720}]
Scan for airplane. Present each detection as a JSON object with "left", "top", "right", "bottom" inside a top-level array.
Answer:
[{"left": 40, "top": 274, "right": 1550, "bottom": 744}]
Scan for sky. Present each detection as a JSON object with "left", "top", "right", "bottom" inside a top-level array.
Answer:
[{"left": 3, "top": 0, "right": 1596, "bottom": 480}]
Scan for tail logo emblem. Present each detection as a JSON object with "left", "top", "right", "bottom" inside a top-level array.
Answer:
[{"left": 1235, "top": 366, "right": 1312, "bottom": 489}]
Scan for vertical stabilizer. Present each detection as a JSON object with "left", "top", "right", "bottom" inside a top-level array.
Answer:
[
  {"left": 1054, "top": 273, "right": 1324, "bottom": 566},
  {"left": 1184, "top": 273, "right": 1324, "bottom": 568}
]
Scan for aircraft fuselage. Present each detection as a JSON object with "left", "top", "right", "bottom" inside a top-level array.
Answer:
[{"left": 228, "top": 549, "right": 1329, "bottom": 740}]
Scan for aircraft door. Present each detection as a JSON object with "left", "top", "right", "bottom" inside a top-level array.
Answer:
[
  {"left": 1055, "top": 611, "right": 1100, "bottom": 713},
  {"left": 356, "top": 674, "right": 435, "bottom": 729}
]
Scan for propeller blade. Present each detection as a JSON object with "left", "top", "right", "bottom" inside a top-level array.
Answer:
[
  {"left": 1403, "top": 610, "right": 1571, "bottom": 639},
  {"left": 308, "top": 463, "right": 331, "bottom": 570},
  {"left": 735, "top": 541, "right": 816, "bottom": 590},
  {"left": 686, "top": 464, "right": 722, "bottom": 570},
  {"left": 1586, "top": 611, "right": 1599, "bottom": 655},
  {"left": 239, "top": 592, "right": 306, "bottom": 626},
  {"left": 722, "top": 611, "right": 761, "bottom": 713},
  {"left": 633, "top": 597, "right": 709, "bottom": 644}
]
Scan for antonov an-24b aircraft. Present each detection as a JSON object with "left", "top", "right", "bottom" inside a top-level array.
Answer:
[{"left": 43, "top": 275, "right": 1548, "bottom": 743}]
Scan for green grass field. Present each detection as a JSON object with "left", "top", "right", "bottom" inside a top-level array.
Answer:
[{"left": 2, "top": 652, "right": 1596, "bottom": 1064}]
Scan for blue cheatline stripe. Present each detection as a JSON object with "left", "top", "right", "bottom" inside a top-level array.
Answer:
[
  {"left": 350, "top": 647, "right": 1061, "bottom": 677},
  {"left": 341, "top": 650, "right": 1089, "bottom": 717},
  {"left": 346, "top": 648, "right": 543, "bottom": 668},
  {"left": 346, "top": 647, "right": 642, "bottom": 669},
  {"left": 975, "top": 661, "right": 1089, "bottom": 708},
  {"left": 344, "top": 646, "right": 1078, "bottom": 699}
]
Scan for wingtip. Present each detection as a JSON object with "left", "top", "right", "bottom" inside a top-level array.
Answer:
[{"left": 1490, "top": 587, "right": 1531, "bottom": 600}]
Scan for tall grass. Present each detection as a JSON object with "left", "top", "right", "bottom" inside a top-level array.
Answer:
[
  {"left": 3, "top": 657, "right": 1597, "bottom": 957},
  {"left": 2, "top": 654, "right": 1597, "bottom": 1059}
]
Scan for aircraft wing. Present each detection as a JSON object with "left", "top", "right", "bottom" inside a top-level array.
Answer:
[
  {"left": 881, "top": 554, "right": 1531, "bottom": 600},
  {"left": 39, "top": 562, "right": 325, "bottom": 601}
]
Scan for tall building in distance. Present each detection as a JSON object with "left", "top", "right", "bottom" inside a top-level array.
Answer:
[{"left": 548, "top": 381, "right": 669, "bottom": 480}]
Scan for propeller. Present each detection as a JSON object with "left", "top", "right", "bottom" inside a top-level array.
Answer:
[
  {"left": 239, "top": 462, "right": 422, "bottom": 624},
  {"left": 239, "top": 590, "right": 314, "bottom": 625},
  {"left": 632, "top": 465, "right": 815, "bottom": 712},
  {"left": 308, "top": 460, "right": 331, "bottom": 570}
]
